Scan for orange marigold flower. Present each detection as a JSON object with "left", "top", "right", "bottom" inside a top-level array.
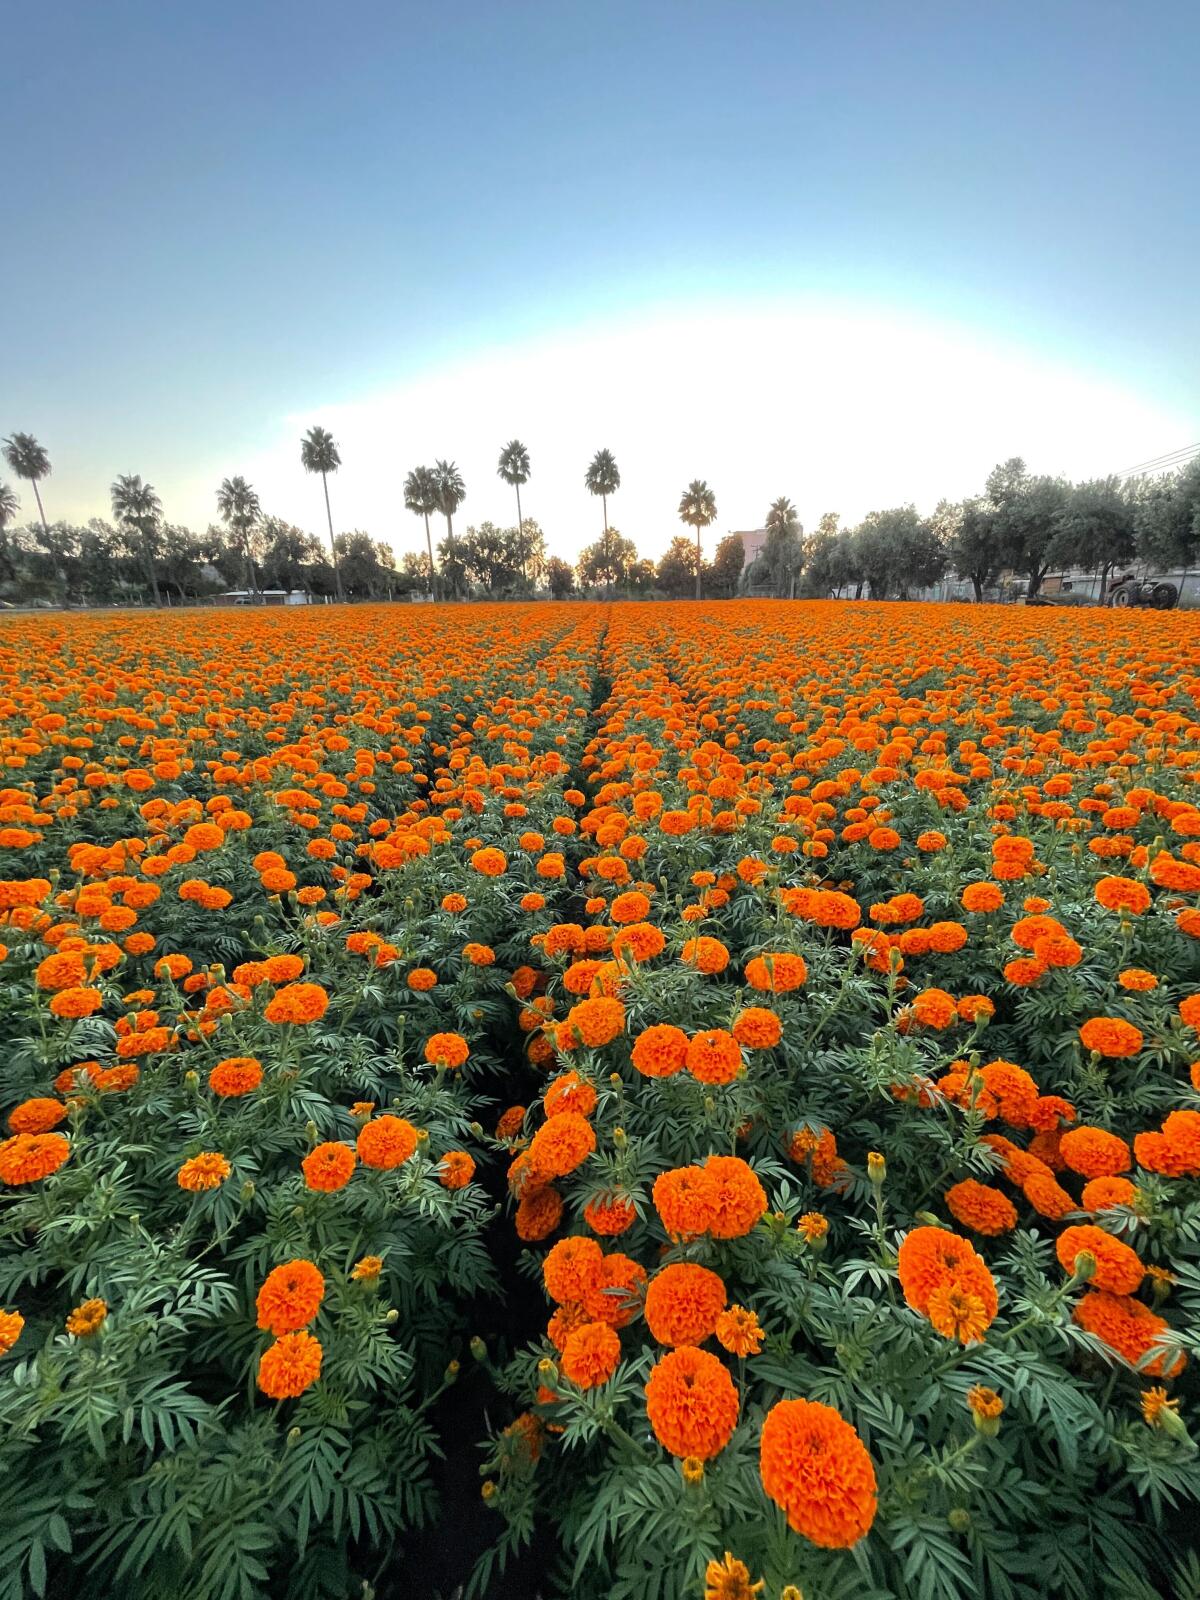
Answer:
[
  {"left": 927, "top": 1281, "right": 993, "bottom": 1343},
  {"left": 424, "top": 1031, "right": 470, "bottom": 1068},
  {"left": 406, "top": 967, "right": 438, "bottom": 991},
  {"left": 178, "top": 1151, "right": 231, "bottom": 1191},
  {"left": 685, "top": 1029, "right": 742, "bottom": 1086},
  {"left": 0, "top": 1310, "right": 24, "bottom": 1355},
  {"left": 0, "top": 1131, "right": 70, "bottom": 1185},
  {"left": 910, "top": 988, "right": 957, "bottom": 1029},
  {"left": 7, "top": 1098, "right": 67, "bottom": 1135},
  {"left": 351, "top": 1255, "right": 384, "bottom": 1281},
  {"left": 544, "top": 1071, "right": 598, "bottom": 1120},
  {"left": 1082, "top": 1175, "right": 1138, "bottom": 1212},
  {"left": 703, "top": 1553, "right": 762, "bottom": 1600},
  {"left": 582, "top": 1252, "right": 646, "bottom": 1327},
  {"left": 731, "top": 1007, "right": 782, "bottom": 1049},
  {"left": 66, "top": 1298, "right": 108, "bottom": 1337},
  {"left": 560, "top": 996, "right": 625, "bottom": 1049},
  {"left": 744, "top": 952, "right": 807, "bottom": 992},
  {"left": 208, "top": 1056, "right": 263, "bottom": 1097},
  {"left": 1059, "top": 1126, "right": 1131, "bottom": 1178},
  {"left": 256, "top": 1258, "right": 325, "bottom": 1334},
  {"left": 357, "top": 1115, "right": 419, "bottom": 1170},
  {"left": 515, "top": 1185, "right": 563, "bottom": 1241},
  {"left": 529, "top": 1112, "right": 596, "bottom": 1178},
  {"left": 1079, "top": 1017, "right": 1143, "bottom": 1058},
  {"left": 715, "top": 1304, "right": 764, "bottom": 1357},
  {"left": 470, "top": 846, "right": 507, "bottom": 877},
  {"left": 611, "top": 921, "right": 666, "bottom": 963},
  {"left": 1023, "top": 1169, "right": 1076, "bottom": 1219},
  {"left": 654, "top": 1165, "right": 717, "bottom": 1240},
  {"left": 645, "top": 1345, "right": 739, "bottom": 1459},
  {"left": 1095, "top": 875, "right": 1151, "bottom": 914},
  {"left": 644, "top": 1262, "right": 727, "bottom": 1346},
  {"left": 1074, "top": 1290, "right": 1184, "bottom": 1378},
  {"left": 961, "top": 882, "right": 1005, "bottom": 913},
  {"left": 705, "top": 1155, "right": 767, "bottom": 1239},
  {"left": 48, "top": 986, "right": 103, "bottom": 1019},
  {"left": 257, "top": 1329, "right": 323, "bottom": 1398},
  {"left": 1056, "top": 1224, "right": 1144, "bottom": 1294},
  {"left": 630, "top": 1023, "right": 689, "bottom": 1078},
  {"left": 682, "top": 936, "right": 730, "bottom": 974},
  {"left": 583, "top": 1193, "right": 636, "bottom": 1236},
  {"left": 944, "top": 1178, "right": 1017, "bottom": 1236},
  {"left": 560, "top": 1320, "right": 621, "bottom": 1388},
  {"left": 263, "top": 982, "right": 329, "bottom": 1024},
  {"left": 759, "top": 1398, "right": 877, "bottom": 1548},
  {"left": 438, "top": 1151, "right": 475, "bottom": 1189},
  {"left": 302, "top": 1140, "right": 356, "bottom": 1191},
  {"left": 543, "top": 1235, "right": 604, "bottom": 1305},
  {"left": 610, "top": 890, "right": 651, "bottom": 925}
]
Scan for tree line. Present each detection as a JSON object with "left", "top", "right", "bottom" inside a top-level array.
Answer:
[{"left": 2, "top": 427, "right": 1198, "bottom": 607}]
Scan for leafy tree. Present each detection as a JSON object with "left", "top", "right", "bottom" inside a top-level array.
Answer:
[
  {"left": 216, "top": 475, "right": 262, "bottom": 595},
  {"left": 546, "top": 556, "right": 576, "bottom": 598},
  {"left": 985, "top": 457, "right": 1070, "bottom": 597},
  {"left": 111, "top": 474, "right": 164, "bottom": 605},
  {"left": 510, "top": 518, "right": 546, "bottom": 588},
  {"left": 460, "top": 522, "right": 517, "bottom": 592},
  {"left": 628, "top": 558, "right": 657, "bottom": 593},
  {"left": 853, "top": 506, "right": 946, "bottom": 598},
  {"left": 656, "top": 534, "right": 700, "bottom": 598},
  {"left": 759, "top": 499, "right": 805, "bottom": 598},
  {"left": 945, "top": 498, "right": 1003, "bottom": 602},
  {"left": 1133, "top": 460, "right": 1200, "bottom": 569},
  {"left": 707, "top": 533, "right": 745, "bottom": 599},
  {"left": 677, "top": 479, "right": 717, "bottom": 599},
  {"left": 497, "top": 440, "right": 531, "bottom": 572},
  {"left": 578, "top": 525, "right": 636, "bottom": 594},
  {"left": 1049, "top": 477, "right": 1136, "bottom": 600},
  {"left": 401, "top": 550, "right": 433, "bottom": 584},
  {"left": 404, "top": 466, "right": 440, "bottom": 597},
  {"left": 584, "top": 449, "right": 620, "bottom": 537},
  {"left": 256, "top": 516, "right": 327, "bottom": 594},
  {"left": 334, "top": 531, "right": 396, "bottom": 600},
  {"left": 0, "top": 481, "right": 18, "bottom": 531},
  {"left": 432, "top": 461, "right": 467, "bottom": 597},
  {"left": 2, "top": 433, "right": 50, "bottom": 529},
  {"left": 300, "top": 425, "right": 344, "bottom": 601}
]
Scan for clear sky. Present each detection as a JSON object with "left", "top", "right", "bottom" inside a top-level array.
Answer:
[{"left": 4, "top": 0, "right": 1198, "bottom": 564}]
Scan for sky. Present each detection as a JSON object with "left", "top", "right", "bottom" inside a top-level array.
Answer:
[{"left": 3, "top": 0, "right": 1198, "bottom": 565}]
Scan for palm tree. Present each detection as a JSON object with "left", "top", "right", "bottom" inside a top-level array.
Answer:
[
  {"left": 0, "top": 481, "right": 18, "bottom": 531},
  {"left": 404, "top": 466, "right": 440, "bottom": 598},
  {"left": 300, "top": 426, "right": 344, "bottom": 601},
  {"left": 678, "top": 479, "right": 718, "bottom": 600},
  {"left": 432, "top": 460, "right": 466, "bottom": 597},
  {"left": 2, "top": 434, "right": 50, "bottom": 530},
  {"left": 111, "top": 474, "right": 163, "bottom": 606},
  {"left": 497, "top": 439, "right": 531, "bottom": 552},
  {"left": 585, "top": 449, "right": 620, "bottom": 537},
  {"left": 216, "top": 475, "right": 262, "bottom": 596},
  {"left": 765, "top": 496, "right": 799, "bottom": 537}
]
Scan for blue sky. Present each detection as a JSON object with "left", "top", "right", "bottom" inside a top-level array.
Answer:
[{"left": 4, "top": 0, "right": 1198, "bottom": 558}]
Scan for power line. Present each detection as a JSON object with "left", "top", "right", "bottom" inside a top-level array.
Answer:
[{"left": 1114, "top": 442, "right": 1200, "bottom": 480}]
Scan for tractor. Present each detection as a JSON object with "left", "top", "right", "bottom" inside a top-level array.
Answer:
[{"left": 1106, "top": 572, "right": 1179, "bottom": 609}]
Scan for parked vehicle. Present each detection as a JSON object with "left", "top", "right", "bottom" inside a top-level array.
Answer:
[{"left": 1106, "top": 572, "right": 1179, "bottom": 609}]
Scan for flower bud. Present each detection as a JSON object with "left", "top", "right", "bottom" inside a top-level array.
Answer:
[
  {"left": 867, "top": 1152, "right": 886, "bottom": 1185},
  {"left": 471, "top": 1336, "right": 488, "bottom": 1363},
  {"left": 183, "top": 1070, "right": 199, "bottom": 1092},
  {"left": 781, "top": 1588, "right": 805, "bottom": 1600},
  {"left": 385, "top": 1308, "right": 399, "bottom": 1325},
  {"left": 444, "top": 1359, "right": 460, "bottom": 1382},
  {"left": 240, "top": 1180, "right": 256, "bottom": 1201},
  {"left": 416, "top": 1128, "right": 430, "bottom": 1143},
  {"left": 286, "top": 1427, "right": 302, "bottom": 1448},
  {"left": 613, "top": 1127, "right": 626, "bottom": 1147},
  {"left": 1072, "top": 1250, "right": 1097, "bottom": 1284},
  {"left": 305, "top": 1120, "right": 318, "bottom": 1144},
  {"left": 947, "top": 1508, "right": 971, "bottom": 1533},
  {"left": 681, "top": 1456, "right": 704, "bottom": 1487},
  {"left": 537, "top": 1357, "right": 558, "bottom": 1382},
  {"left": 481, "top": 1479, "right": 497, "bottom": 1502}
]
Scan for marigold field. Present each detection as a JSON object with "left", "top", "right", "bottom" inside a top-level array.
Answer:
[{"left": 2, "top": 599, "right": 1200, "bottom": 1600}]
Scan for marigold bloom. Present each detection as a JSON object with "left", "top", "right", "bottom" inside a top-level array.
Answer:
[
  {"left": 1082, "top": 1175, "right": 1138, "bottom": 1212},
  {"left": 910, "top": 988, "right": 957, "bottom": 1029},
  {"left": 705, "top": 1155, "right": 767, "bottom": 1239},
  {"left": 263, "top": 982, "right": 329, "bottom": 1024},
  {"left": 7, "top": 1098, "right": 67, "bottom": 1135},
  {"left": 560, "top": 1320, "right": 621, "bottom": 1388},
  {"left": 560, "top": 996, "right": 626, "bottom": 1049},
  {"left": 302, "top": 1140, "right": 356, "bottom": 1191},
  {"left": 0, "top": 1310, "right": 24, "bottom": 1355},
  {"left": 630, "top": 1023, "right": 689, "bottom": 1078},
  {"left": 1075, "top": 1290, "right": 1184, "bottom": 1378},
  {"left": 945, "top": 1178, "right": 1017, "bottom": 1236},
  {"left": 685, "top": 1029, "right": 742, "bottom": 1086},
  {"left": 583, "top": 1193, "right": 636, "bottom": 1236},
  {"left": 1059, "top": 1125, "right": 1131, "bottom": 1178},
  {"left": 351, "top": 1255, "right": 384, "bottom": 1282},
  {"left": 423, "top": 1031, "right": 470, "bottom": 1068},
  {"left": 406, "top": 967, "right": 438, "bottom": 991},
  {"left": 0, "top": 1131, "right": 70, "bottom": 1185},
  {"left": 681, "top": 935, "right": 730, "bottom": 974},
  {"left": 644, "top": 1262, "right": 727, "bottom": 1346},
  {"left": 49, "top": 986, "right": 103, "bottom": 1019},
  {"left": 66, "top": 1298, "right": 108, "bottom": 1337},
  {"left": 543, "top": 1235, "right": 604, "bottom": 1305},
  {"left": 256, "top": 1258, "right": 326, "bottom": 1334},
  {"left": 645, "top": 1345, "right": 739, "bottom": 1459},
  {"left": 438, "top": 1150, "right": 475, "bottom": 1189},
  {"left": 257, "top": 1329, "right": 323, "bottom": 1398},
  {"left": 470, "top": 846, "right": 507, "bottom": 877},
  {"left": 357, "top": 1115, "right": 419, "bottom": 1170},
  {"left": 654, "top": 1165, "right": 716, "bottom": 1240},
  {"left": 703, "top": 1553, "right": 762, "bottom": 1600},
  {"left": 759, "top": 1398, "right": 877, "bottom": 1547},
  {"left": 178, "top": 1151, "right": 231, "bottom": 1191},
  {"left": 1056, "top": 1224, "right": 1144, "bottom": 1294},
  {"left": 208, "top": 1056, "right": 263, "bottom": 1097},
  {"left": 731, "top": 1006, "right": 782, "bottom": 1049},
  {"left": 1079, "top": 1016, "right": 1143, "bottom": 1057},
  {"left": 715, "top": 1304, "right": 764, "bottom": 1357},
  {"left": 582, "top": 1252, "right": 646, "bottom": 1326},
  {"left": 516, "top": 1185, "right": 563, "bottom": 1241},
  {"left": 1095, "top": 875, "right": 1151, "bottom": 914},
  {"left": 744, "top": 952, "right": 807, "bottom": 992}
]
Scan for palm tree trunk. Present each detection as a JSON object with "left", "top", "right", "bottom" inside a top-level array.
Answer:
[
  {"left": 32, "top": 480, "right": 47, "bottom": 532},
  {"left": 144, "top": 535, "right": 161, "bottom": 606},
  {"left": 423, "top": 513, "right": 437, "bottom": 600},
  {"left": 445, "top": 514, "right": 455, "bottom": 598},
  {"left": 515, "top": 483, "right": 525, "bottom": 581},
  {"left": 695, "top": 527, "right": 702, "bottom": 601},
  {"left": 601, "top": 493, "right": 607, "bottom": 534},
  {"left": 322, "top": 472, "right": 344, "bottom": 601}
]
